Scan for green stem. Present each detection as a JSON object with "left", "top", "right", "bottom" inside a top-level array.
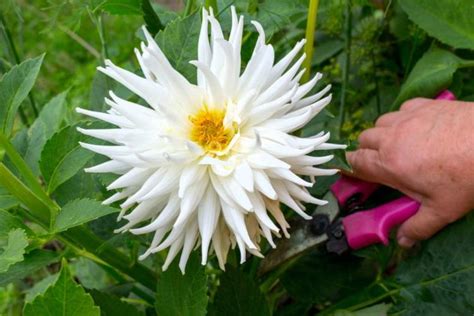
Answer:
[
  {"left": 302, "top": 0, "right": 320, "bottom": 83},
  {"left": 205, "top": 0, "right": 218, "bottom": 14},
  {"left": 338, "top": 0, "right": 352, "bottom": 136},
  {"left": 184, "top": 0, "right": 195, "bottom": 16},
  {"left": 97, "top": 14, "right": 109, "bottom": 61},
  {"left": 0, "top": 134, "right": 58, "bottom": 216},
  {"left": 0, "top": 164, "right": 51, "bottom": 225}
]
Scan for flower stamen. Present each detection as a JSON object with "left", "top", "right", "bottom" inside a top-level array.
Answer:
[{"left": 189, "top": 106, "right": 236, "bottom": 153}]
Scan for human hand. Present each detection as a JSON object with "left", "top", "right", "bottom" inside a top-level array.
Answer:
[{"left": 346, "top": 98, "right": 474, "bottom": 248}]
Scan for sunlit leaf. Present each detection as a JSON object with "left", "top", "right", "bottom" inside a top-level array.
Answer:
[{"left": 391, "top": 48, "right": 473, "bottom": 110}]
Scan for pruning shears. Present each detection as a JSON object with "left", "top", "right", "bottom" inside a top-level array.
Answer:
[{"left": 260, "top": 90, "right": 456, "bottom": 275}]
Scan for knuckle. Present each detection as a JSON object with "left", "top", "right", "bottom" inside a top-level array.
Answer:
[{"left": 400, "top": 98, "right": 428, "bottom": 111}]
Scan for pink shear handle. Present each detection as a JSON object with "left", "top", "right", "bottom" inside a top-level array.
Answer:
[
  {"left": 330, "top": 175, "right": 379, "bottom": 207},
  {"left": 342, "top": 196, "right": 420, "bottom": 249}
]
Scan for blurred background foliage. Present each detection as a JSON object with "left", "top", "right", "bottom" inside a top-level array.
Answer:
[{"left": 0, "top": 0, "right": 474, "bottom": 315}]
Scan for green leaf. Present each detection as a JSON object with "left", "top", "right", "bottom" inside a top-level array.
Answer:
[
  {"left": 25, "top": 273, "right": 59, "bottom": 303},
  {"left": 24, "top": 261, "right": 100, "bottom": 316},
  {"left": 0, "top": 54, "right": 44, "bottom": 136},
  {"left": 24, "top": 91, "right": 68, "bottom": 175},
  {"left": 142, "top": 0, "right": 163, "bottom": 36},
  {"left": 53, "top": 198, "right": 119, "bottom": 233},
  {"left": 391, "top": 48, "right": 472, "bottom": 110},
  {"left": 0, "top": 249, "right": 61, "bottom": 287},
  {"left": 90, "top": 289, "right": 144, "bottom": 316},
  {"left": 40, "top": 122, "right": 102, "bottom": 194},
  {"left": 209, "top": 266, "right": 270, "bottom": 316},
  {"left": 0, "top": 209, "right": 32, "bottom": 238},
  {"left": 399, "top": 0, "right": 474, "bottom": 50},
  {"left": 0, "top": 185, "right": 19, "bottom": 210},
  {"left": 334, "top": 303, "right": 391, "bottom": 316},
  {"left": 281, "top": 251, "right": 375, "bottom": 304},
  {"left": 155, "top": 253, "right": 208, "bottom": 316},
  {"left": 0, "top": 229, "right": 28, "bottom": 273},
  {"left": 389, "top": 213, "right": 474, "bottom": 315},
  {"left": 155, "top": 11, "right": 200, "bottom": 83},
  {"left": 257, "top": 0, "right": 308, "bottom": 38},
  {"left": 96, "top": 0, "right": 141, "bottom": 15}
]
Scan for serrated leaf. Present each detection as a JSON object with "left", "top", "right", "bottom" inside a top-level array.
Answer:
[
  {"left": 53, "top": 198, "right": 119, "bottom": 233},
  {"left": 90, "top": 289, "right": 144, "bottom": 316},
  {"left": 142, "top": 0, "right": 163, "bottom": 36},
  {"left": 391, "top": 48, "right": 472, "bottom": 110},
  {"left": 23, "top": 261, "right": 100, "bottom": 316},
  {"left": 40, "top": 122, "right": 102, "bottom": 194},
  {"left": 155, "top": 253, "right": 208, "bottom": 316},
  {"left": 0, "top": 209, "right": 32, "bottom": 238},
  {"left": 0, "top": 249, "right": 60, "bottom": 287},
  {"left": 24, "top": 91, "right": 68, "bottom": 175},
  {"left": 96, "top": 0, "right": 141, "bottom": 15},
  {"left": 25, "top": 273, "right": 59, "bottom": 303},
  {"left": 209, "top": 266, "right": 270, "bottom": 316},
  {"left": 0, "top": 54, "right": 44, "bottom": 136},
  {"left": 155, "top": 11, "right": 200, "bottom": 83},
  {"left": 0, "top": 229, "right": 28, "bottom": 273},
  {"left": 399, "top": 0, "right": 474, "bottom": 50}
]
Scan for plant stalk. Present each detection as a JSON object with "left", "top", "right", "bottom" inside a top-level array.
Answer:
[
  {"left": 302, "top": 0, "right": 320, "bottom": 83},
  {"left": 338, "top": 0, "right": 352, "bottom": 136}
]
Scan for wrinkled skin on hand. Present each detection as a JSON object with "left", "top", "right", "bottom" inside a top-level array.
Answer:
[{"left": 346, "top": 98, "right": 474, "bottom": 248}]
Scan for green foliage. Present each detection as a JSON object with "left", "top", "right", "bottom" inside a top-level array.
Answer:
[
  {"left": 209, "top": 266, "right": 270, "bottom": 316},
  {"left": 399, "top": 0, "right": 474, "bottom": 50},
  {"left": 392, "top": 48, "right": 474, "bottom": 110},
  {"left": 95, "top": 0, "right": 142, "bottom": 15},
  {"left": 141, "top": 0, "right": 163, "bottom": 35},
  {"left": 40, "top": 123, "right": 101, "bottom": 194},
  {"left": 155, "top": 254, "right": 208, "bottom": 316},
  {"left": 155, "top": 11, "right": 201, "bottom": 82},
  {"left": 1, "top": 0, "right": 474, "bottom": 314},
  {"left": 0, "top": 250, "right": 61, "bottom": 287},
  {"left": 23, "top": 261, "right": 100, "bottom": 316},
  {"left": 53, "top": 198, "right": 119, "bottom": 233},
  {"left": 390, "top": 214, "right": 474, "bottom": 314},
  {"left": 24, "top": 91, "right": 68, "bottom": 175},
  {"left": 90, "top": 289, "right": 144, "bottom": 316},
  {"left": 0, "top": 55, "right": 43, "bottom": 136},
  {"left": 0, "top": 229, "right": 28, "bottom": 273}
]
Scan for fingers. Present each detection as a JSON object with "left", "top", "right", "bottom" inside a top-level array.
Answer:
[
  {"left": 358, "top": 128, "right": 385, "bottom": 149},
  {"left": 400, "top": 97, "right": 431, "bottom": 112},
  {"left": 396, "top": 205, "right": 447, "bottom": 248},
  {"left": 346, "top": 149, "right": 387, "bottom": 183},
  {"left": 375, "top": 112, "right": 402, "bottom": 127}
]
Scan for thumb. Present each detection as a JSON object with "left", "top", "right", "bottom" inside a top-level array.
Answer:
[{"left": 396, "top": 205, "right": 447, "bottom": 248}]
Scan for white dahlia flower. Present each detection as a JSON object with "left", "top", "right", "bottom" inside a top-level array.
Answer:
[{"left": 77, "top": 7, "right": 345, "bottom": 273}]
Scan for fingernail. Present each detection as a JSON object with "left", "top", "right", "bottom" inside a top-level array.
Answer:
[{"left": 398, "top": 236, "right": 415, "bottom": 248}]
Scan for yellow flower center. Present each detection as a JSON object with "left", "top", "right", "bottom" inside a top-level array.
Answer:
[{"left": 189, "top": 107, "right": 236, "bottom": 153}]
